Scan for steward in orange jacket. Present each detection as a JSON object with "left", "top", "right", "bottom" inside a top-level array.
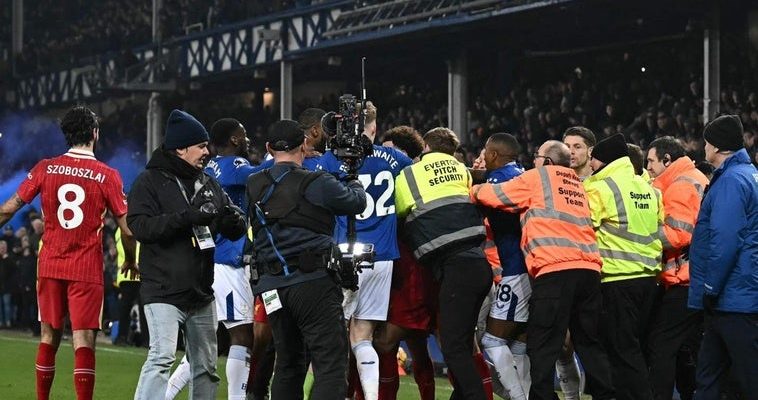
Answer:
[
  {"left": 649, "top": 155, "right": 708, "bottom": 287},
  {"left": 471, "top": 161, "right": 601, "bottom": 279},
  {"left": 644, "top": 136, "right": 708, "bottom": 400},
  {"left": 471, "top": 140, "right": 615, "bottom": 400}
]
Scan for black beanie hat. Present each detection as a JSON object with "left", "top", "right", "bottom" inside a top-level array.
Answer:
[
  {"left": 592, "top": 133, "right": 628, "bottom": 164},
  {"left": 164, "top": 110, "right": 209, "bottom": 150},
  {"left": 703, "top": 115, "right": 744, "bottom": 151},
  {"left": 268, "top": 120, "right": 304, "bottom": 151}
]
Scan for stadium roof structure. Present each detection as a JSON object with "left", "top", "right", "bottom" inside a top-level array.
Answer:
[
  {"left": 10, "top": 0, "right": 719, "bottom": 110},
  {"left": 317, "top": 0, "right": 576, "bottom": 47}
]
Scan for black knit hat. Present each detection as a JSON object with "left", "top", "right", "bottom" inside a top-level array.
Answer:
[
  {"left": 592, "top": 133, "right": 628, "bottom": 164},
  {"left": 703, "top": 115, "right": 744, "bottom": 151},
  {"left": 164, "top": 110, "right": 209, "bottom": 150},
  {"left": 268, "top": 120, "right": 304, "bottom": 151}
]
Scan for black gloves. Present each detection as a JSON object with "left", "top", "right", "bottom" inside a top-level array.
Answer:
[
  {"left": 702, "top": 294, "right": 718, "bottom": 315},
  {"left": 185, "top": 207, "right": 216, "bottom": 226},
  {"left": 344, "top": 173, "right": 359, "bottom": 182},
  {"left": 217, "top": 205, "right": 246, "bottom": 241}
]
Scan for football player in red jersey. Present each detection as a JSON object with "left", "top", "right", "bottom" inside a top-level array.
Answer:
[{"left": 0, "top": 106, "right": 137, "bottom": 400}]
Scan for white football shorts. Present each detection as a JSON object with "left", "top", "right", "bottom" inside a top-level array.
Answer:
[
  {"left": 213, "top": 263, "right": 254, "bottom": 329},
  {"left": 488, "top": 273, "right": 531, "bottom": 323},
  {"left": 342, "top": 260, "right": 393, "bottom": 321}
]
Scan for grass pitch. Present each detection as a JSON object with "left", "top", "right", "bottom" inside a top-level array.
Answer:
[
  {"left": 0, "top": 330, "right": 454, "bottom": 399},
  {"left": 0, "top": 330, "right": 586, "bottom": 399}
]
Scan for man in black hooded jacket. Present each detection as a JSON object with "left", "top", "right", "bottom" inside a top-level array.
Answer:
[{"left": 128, "top": 109, "right": 246, "bottom": 400}]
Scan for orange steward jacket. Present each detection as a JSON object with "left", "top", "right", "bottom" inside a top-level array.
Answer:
[
  {"left": 652, "top": 156, "right": 709, "bottom": 287},
  {"left": 471, "top": 166, "right": 602, "bottom": 278},
  {"left": 482, "top": 218, "right": 503, "bottom": 284}
]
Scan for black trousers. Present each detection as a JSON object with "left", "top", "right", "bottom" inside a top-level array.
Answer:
[
  {"left": 267, "top": 275, "right": 347, "bottom": 400},
  {"left": 693, "top": 312, "right": 758, "bottom": 400},
  {"left": 527, "top": 269, "right": 615, "bottom": 400},
  {"left": 118, "top": 281, "right": 148, "bottom": 345},
  {"left": 600, "top": 276, "right": 657, "bottom": 400},
  {"left": 437, "top": 251, "right": 492, "bottom": 400},
  {"left": 646, "top": 285, "right": 702, "bottom": 400}
]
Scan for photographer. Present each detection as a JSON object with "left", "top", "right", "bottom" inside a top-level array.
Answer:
[
  {"left": 128, "top": 110, "right": 246, "bottom": 400},
  {"left": 318, "top": 101, "right": 412, "bottom": 400},
  {"left": 246, "top": 120, "right": 366, "bottom": 400}
]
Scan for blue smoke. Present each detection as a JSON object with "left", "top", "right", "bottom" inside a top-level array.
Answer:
[
  {"left": 0, "top": 170, "right": 41, "bottom": 230},
  {"left": 0, "top": 112, "right": 145, "bottom": 230}
]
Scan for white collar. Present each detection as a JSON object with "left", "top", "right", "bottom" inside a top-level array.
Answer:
[{"left": 65, "top": 148, "right": 96, "bottom": 160}]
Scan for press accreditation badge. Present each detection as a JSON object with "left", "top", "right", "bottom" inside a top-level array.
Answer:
[
  {"left": 262, "top": 289, "right": 283, "bottom": 315},
  {"left": 192, "top": 225, "right": 216, "bottom": 250}
]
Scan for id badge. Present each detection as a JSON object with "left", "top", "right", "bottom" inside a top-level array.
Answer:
[
  {"left": 262, "top": 289, "right": 283, "bottom": 315},
  {"left": 192, "top": 225, "right": 216, "bottom": 250}
]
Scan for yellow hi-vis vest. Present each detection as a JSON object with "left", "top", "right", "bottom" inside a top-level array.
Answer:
[
  {"left": 115, "top": 228, "right": 140, "bottom": 287},
  {"left": 584, "top": 157, "right": 663, "bottom": 282},
  {"left": 395, "top": 152, "right": 485, "bottom": 261}
]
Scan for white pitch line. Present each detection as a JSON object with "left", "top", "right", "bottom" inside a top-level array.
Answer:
[{"left": 0, "top": 334, "right": 145, "bottom": 356}]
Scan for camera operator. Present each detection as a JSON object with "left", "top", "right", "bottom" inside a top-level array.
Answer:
[
  {"left": 128, "top": 110, "right": 246, "bottom": 400},
  {"left": 246, "top": 120, "right": 366, "bottom": 400},
  {"left": 317, "top": 101, "right": 412, "bottom": 400}
]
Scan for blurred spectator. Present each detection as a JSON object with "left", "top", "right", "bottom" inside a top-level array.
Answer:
[
  {"left": 2, "top": 226, "right": 16, "bottom": 249},
  {"left": 28, "top": 218, "right": 43, "bottom": 255},
  {"left": 0, "top": 240, "right": 15, "bottom": 327},
  {"left": 15, "top": 245, "right": 39, "bottom": 334},
  {"left": 0, "top": 240, "right": 16, "bottom": 328}
]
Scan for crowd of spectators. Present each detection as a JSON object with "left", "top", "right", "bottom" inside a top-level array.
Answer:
[
  {"left": 6, "top": 38, "right": 758, "bottom": 182},
  {"left": 12, "top": 0, "right": 317, "bottom": 72},
  {"left": 0, "top": 220, "right": 40, "bottom": 334},
  {"left": 374, "top": 42, "right": 758, "bottom": 169},
  {"left": 0, "top": 212, "right": 124, "bottom": 338}
]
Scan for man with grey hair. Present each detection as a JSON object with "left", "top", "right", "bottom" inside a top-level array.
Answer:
[{"left": 472, "top": 140, "right": 615, "bottom": 400}]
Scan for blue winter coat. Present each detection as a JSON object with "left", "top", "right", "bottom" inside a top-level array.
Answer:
[{"left": 689, "top": 149, "right": 758, "bottom": 313}]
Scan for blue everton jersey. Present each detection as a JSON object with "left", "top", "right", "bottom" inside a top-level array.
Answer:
[
  {"left": 205, "top": 155, "right": 264, "bottom": 267},
  {"left": 486, "top": 162, "right": 527, "bottom": 276},
  {"left": 317, "top": 145, "right": 412, "bottom": 261}
]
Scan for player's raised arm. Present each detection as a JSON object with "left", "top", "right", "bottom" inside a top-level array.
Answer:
[{"left": 0, "top": 193, "right": 26, "bottom": 227}]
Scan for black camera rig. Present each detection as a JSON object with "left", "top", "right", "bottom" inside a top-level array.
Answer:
[{"left": 321, "top": 58, "right": 376, "bottom": 290}]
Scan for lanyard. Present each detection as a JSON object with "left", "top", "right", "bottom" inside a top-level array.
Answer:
[{"left": 174, "top": 176, "right": 201, "bottom": 206}]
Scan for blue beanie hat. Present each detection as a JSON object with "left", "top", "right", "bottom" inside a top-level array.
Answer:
[{"left": 164, "top": 109, "right": 209, "bottom": 150}]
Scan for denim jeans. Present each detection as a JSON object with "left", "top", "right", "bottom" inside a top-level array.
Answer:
[
  {"left": 1, "top": 293, "right": 13, "bottom": 325},
  {"left": 134, "top": 301, "right": 219, "bottom": 400}
]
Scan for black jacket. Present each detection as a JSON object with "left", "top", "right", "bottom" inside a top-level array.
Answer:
[
  {"left": 247, "top": 162, "right": 366, "bottom": 294},
  {"left": 127, "top": 148, "right": 246, "bottom": 309}
]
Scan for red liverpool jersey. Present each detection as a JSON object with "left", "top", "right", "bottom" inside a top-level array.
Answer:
[{"left": 17, "top": 149, "right": 128, "bottom": 284}]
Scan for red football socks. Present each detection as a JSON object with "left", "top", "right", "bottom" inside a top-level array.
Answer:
[
  {"left": 36, "top": 343, "right": 57, "bottom": 400},
  {"left": 73, "top": 347, "right": 95, "bottom": 400},
  {"left": 411, "top": 357, "right": 436, "bottom": 400},
  {"left": 378, "top": 350, "right": 400, "bottom": 400},
  {"left": 473, "top": 352, "right": 493, "bottom": 400}
]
